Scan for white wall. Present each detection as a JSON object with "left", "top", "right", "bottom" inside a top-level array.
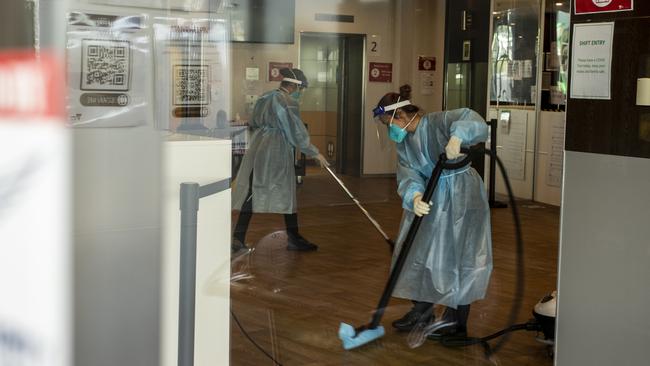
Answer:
[
  {"left": 62, "top": 2, "right": 192, "bottom": 365},
  {"left": 556, "top": 151, "right": 650, "bottom": 365},
  {"left": 229, "top": 0, "right": 447, "bottom": 175}
]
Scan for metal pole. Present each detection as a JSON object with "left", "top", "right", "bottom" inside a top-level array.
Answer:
[
  {"left": 178, "top": 182, "right": 200, "bottom": 366},
  {"left": 489, "top": 119, "right": 497, "bottom": 205},
  {"left": 324, "top": 166, "right": 395, "bottom": 249},
  {"left": 488, "top": 119, "right": 507, "bottom": 208}
]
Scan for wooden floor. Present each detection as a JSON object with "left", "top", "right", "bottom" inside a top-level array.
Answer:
[{"left": 230, "top": 169, "right": 559, "bottom": 366}]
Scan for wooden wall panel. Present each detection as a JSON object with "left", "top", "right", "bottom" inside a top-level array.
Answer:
[{"left": 566, "top": 6, "right": 650, "bottom": 158}]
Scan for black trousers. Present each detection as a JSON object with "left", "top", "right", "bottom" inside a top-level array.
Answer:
[{"left": 233, "top": 171, "right": 299, "bottom": 243}]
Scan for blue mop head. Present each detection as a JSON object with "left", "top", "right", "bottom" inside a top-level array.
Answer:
[{"left": 338, "top": 322, "right": 385, "bottom": 350}]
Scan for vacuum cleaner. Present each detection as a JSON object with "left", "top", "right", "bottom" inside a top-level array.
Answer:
[
  {"left": 324, "top": 165, "right": 396, "bottom": 251},
  {"left": 533, "top": 290, "right": 557, "bottom": 345}
]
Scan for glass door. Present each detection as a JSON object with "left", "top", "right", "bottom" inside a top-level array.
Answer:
[{"left": 487, "top": 0, "right": 543, "bottom": 200}]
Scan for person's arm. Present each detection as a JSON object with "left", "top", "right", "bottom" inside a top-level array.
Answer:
[
  {"left": 275, "top": 97, "right": 320, "bottom": 157},
  {"left": 396, "top": 154, "right": 426, "bottom": 213},
  {"left": 438, "top": 108, "right": 488, "bottom": 159},
  {"left": 444, "top": 108, "right": 489, "bottom": 146}
]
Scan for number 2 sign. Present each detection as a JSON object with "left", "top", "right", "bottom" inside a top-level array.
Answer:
[{"left": 368, "top": 35, "right": 381, "bottom": 57}]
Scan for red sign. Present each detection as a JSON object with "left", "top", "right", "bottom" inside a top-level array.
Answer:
[
  {"left": 418, "top": 56, "right": 435, "bottom": 71},
  {"left": 369, "top": 62, "right": 393, "bottom": 82},
  {"left": 0, "top": 51, "right": 63, "bottom": 120},
  {"left": 268, "top": 62, "right": 293, "bottom": 82},
  {"left": 575, "top": 0, "right": 633, "bottom": 14}
]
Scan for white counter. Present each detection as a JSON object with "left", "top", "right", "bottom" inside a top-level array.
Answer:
[{"left": 161, "top": 138, "right": 231, "bottom": 366}]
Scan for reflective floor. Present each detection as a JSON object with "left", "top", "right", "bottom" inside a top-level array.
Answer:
[{"left": 230, "top": 169, "right": 558, "bottom": 365}]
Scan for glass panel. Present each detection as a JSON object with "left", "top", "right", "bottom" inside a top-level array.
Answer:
[
  {"left": 300, "top": 34, "right": 340, "bottom": 166},
  {"left": 490, "top": 0, "right": 541, "bottom": 106},
  {"left": 446, "top": 62, "right": 471, "bottom": 109},
  {"left": 487, "top": 0, "right": 542, "bottom": 202},
  {"left": 4, "top": 1, "right": 567, "bottom": 365},
  {"left": 541, "top": 1, "right": 570, "bottom": 110}
]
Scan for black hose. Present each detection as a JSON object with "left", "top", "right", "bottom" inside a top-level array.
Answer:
[
  {"left": 489, "top": 151, "right": 525, "bottom": 354},
  {"left": 441, "top": 323, "right": 530, "bottom": 347},
  {"left": 230, "top": 309, "right": 283, "bottom": 366},
  {"left": 441, "top": 321, "right": 542, "bottom": 359}
]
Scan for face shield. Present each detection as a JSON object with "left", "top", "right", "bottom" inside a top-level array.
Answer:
[
  {"left": 282, "top": 78, "right": 304, "bottom": 102},
  {"left": 371, "top": 99, "right": 412, "bottom": 149}
]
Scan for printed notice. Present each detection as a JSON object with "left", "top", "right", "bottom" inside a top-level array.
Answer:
[
  {"left": 570, "top": 22, "right": 614, "bottom": 100},
  {"left": 66, "top": 12, "right": 150, "bottom": 127},
  {"left": 153, "top": 18, "right": 229, "bottom": 131},
  {"left": 547, "top": 115, "right": 565, "bottom": 187},
  {"left": 420, "top": 72, "right": 434, "bottom": 95},
  {"left": 523, "top": 59, "right": 533, "bottom": 78},
  {"left": 497, "top": 111, "right": 527, "bottom": 181}
]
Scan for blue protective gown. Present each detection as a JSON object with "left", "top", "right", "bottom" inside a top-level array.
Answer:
[
  {"left": 232, "top": 89, "right": 319, "bottom": 214},
  {"left": 391, "top": 108, "right": 492, "bottom": 309}
]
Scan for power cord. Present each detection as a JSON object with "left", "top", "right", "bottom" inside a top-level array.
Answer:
[{"left": 230, "top": 309, "right": 284, "bottom": 366}]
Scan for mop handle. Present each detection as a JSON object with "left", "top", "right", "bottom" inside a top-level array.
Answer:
[
  {"left": 325, "top": 166, "right": 392, "bottom": 242},
  {"left": 367, "top": 151, "right": 475, "bottom": 330}
]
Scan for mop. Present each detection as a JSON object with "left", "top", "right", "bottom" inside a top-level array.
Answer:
[
  {"left": 324, "top": 165, "right": 396, "bottom": 251},
  {"left": 338, "top": 151, "right": 475, "bottom": 350}
]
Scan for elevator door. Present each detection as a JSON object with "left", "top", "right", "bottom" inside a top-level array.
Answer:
[{"left": 300, "top": 32, "right": 365, "bottom": 176}]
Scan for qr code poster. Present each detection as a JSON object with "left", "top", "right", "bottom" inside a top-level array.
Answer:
[
  {"left": 173, "top": 65, "right": 210, "bottom": 105},
  {"left": 66, "top": 12, "right": 150, "bottom": 127},
  {"left": 153, "top": 18, "right": 230, "bottom": 131},
  {"left": 81, "top": 39, "right": 130, "bottom": 91}
]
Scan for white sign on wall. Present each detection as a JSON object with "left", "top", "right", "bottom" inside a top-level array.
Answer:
[
  {"left": 420, "top": 72, "right": 434, "bottom": 95},
  {"left": 570, "top": 22, "right": 614, "bottom": 100}
]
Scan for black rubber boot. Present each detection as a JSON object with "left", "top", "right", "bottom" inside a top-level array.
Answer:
[
  {"left": 427, "top": 305, "right": 470, "bottom": 339},
  {"left": 286, "top": 233, "right": 318, "bottom": 251},
  {"left": 231, "top": 238, "right": 249, "bottom": 256},
  {"left": 456, "top": 304, "right": 470, "bottom": 334},
  {"left": 392, "top": 301, "right": 434, "bottom": 331}
]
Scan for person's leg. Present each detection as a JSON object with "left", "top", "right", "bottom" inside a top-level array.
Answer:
[
  {"left": 284, "top": 213, "right": 300, "bottom": 238},
  {"left": 439, "top": 306, "right": 457, "bottom": 323},
  {"left": 284, "top": 213, "right": 318, "bottom": 251},
  {"left": 427, "top": 304, "right": 470, "bottom": 339},
  {"left": 392, "top": 301, "right": 434, "bottom": 331},
  {"left": 232, "top": 173, "right": 254, "bottom": 250}
]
